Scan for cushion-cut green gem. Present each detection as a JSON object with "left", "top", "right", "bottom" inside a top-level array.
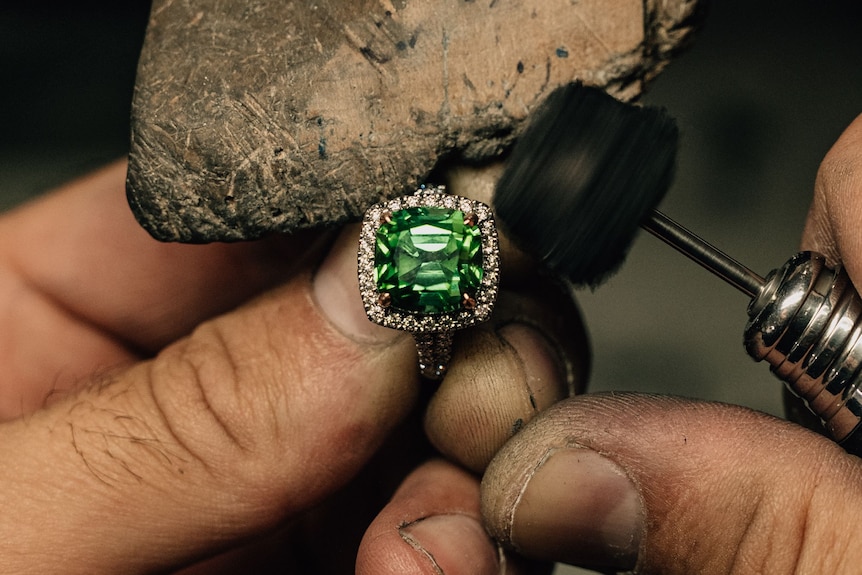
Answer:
[{"left": 375, "top": 206, "right": 483, "bottom": 314}]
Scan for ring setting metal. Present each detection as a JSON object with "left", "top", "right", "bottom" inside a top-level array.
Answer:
[{"left": 358, "top": 185, "right": 500, "bottom": 380}]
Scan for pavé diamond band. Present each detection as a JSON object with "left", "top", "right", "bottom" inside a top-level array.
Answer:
[{"left": 358, "top": 185, "right": 500, "bottom": 380}]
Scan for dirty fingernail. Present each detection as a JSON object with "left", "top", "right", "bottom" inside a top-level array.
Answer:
[
  {"left": 312, "top": 226, "right": 401, "bottom": 342},
  {"left": 498, "top": 323, "right": 568, "bottom": 410},
  {"left": 400, "top": 514, "right": 499, "bottom": 575},
  {"left": 510, "top": 448, "right": 642, "bottom": 570}
]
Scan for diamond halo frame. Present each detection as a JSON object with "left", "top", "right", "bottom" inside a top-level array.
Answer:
[{"left": 357, "top": 185, "right": 501, "bottom": 378}]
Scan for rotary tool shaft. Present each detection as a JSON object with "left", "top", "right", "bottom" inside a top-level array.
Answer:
[
  {"left": 640, "top": 209, "right": 862, "bottom": 455},
  {"left": 642, "top": 210, "right": 766, "bottom": 298}
]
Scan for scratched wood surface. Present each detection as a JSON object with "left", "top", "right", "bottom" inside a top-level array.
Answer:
[{"left": 127, "top": 0, "right": 705, "bottom": 242}]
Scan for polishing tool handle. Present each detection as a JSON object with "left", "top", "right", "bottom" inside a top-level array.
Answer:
[
  {"left": 744, "top": 252, "right": 862, "bottom": 455},
  {"left": 641, "top": 211, "right": 862, "bottom": 453},
  {"left": 642, "top": 210, "right": 766, "bottom": 298}
]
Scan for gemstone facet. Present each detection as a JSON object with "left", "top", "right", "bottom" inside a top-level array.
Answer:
[
  {"left": 374, "top": 206, "right": 483, "bottom": 314},
  {"left": 358, "top": 186, "right": 499, "bottom": 334}
]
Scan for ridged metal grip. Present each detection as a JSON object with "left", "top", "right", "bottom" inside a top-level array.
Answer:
[
  {"left": 643, "top": 211, "right": 862, "bottom": 454},
  {"left": 745, "top": 251, "right": 862, "bottom": 453}
]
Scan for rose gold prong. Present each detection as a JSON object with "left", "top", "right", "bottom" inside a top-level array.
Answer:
[
  {"left": 378, "top": 292, "right": 393, "bottom": 308},
  {"left": 379, "top": 211, "right": 393, "bottom": 226},
  {"left": 464, "top": 212, "right": 478, "bottom": 227},
  {"left": 462, "top": 293, "right": 477, "bottom": 310}
]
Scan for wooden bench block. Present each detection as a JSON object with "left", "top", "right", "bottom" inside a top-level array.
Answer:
[{"left": 127, "top": 0, "right": 705, "bottom": 241}]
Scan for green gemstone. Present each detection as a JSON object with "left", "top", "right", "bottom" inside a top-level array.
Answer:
[{"left": 375, "top": 206, "right": 484, "bottom": 314}]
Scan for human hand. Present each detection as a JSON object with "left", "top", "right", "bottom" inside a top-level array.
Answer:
[
  {"left": 480, "top": 113, "right": 862, "bottom": 574},
  {"left": 0, "top": 160, "right": 587, "bottom": 574}
]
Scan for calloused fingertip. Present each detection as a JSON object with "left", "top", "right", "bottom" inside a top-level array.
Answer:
[
  {"left": 357, "top": 460, "right": 500, "bottom": 575},
  {"left": 424, "top": 327, "right": 532, "bottom": 472},
  {"left": 497, "top": 322, "right": 569, "bottom": 411},
  {"left": 424, "top": 284, "right": 587, "bottom": 473},
  {"left": 399, "top": 514, "right": 500, "bottom": 575}
]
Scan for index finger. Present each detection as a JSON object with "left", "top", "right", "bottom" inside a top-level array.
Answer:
[{"left": 0, "top": 160, "right": 319, "bottom": 353}]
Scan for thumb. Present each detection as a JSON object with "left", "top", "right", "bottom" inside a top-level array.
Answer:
[
  {"left": 482, "top": 393, "right": 862, "bottom": 574},
  {"left": 0, "top": 226, "right": 418, "bottom": 574}
]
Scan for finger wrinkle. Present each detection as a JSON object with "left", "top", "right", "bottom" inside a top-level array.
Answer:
[
  {"left": 424, "top": 329, "right": 532, "bottom": 472},
  {"left": 497, "top": 323, "right": 567, "bottom": 413},
  {"left": 399, "top": 513, "right": 501, "bottom": 575},
  {"left": 358, "top": 461, "right": 490, "bottom": 575},
  {"left": 145, "top": 345, "right": 236, "bottom": 475},
  {"left": 399, "top": 524, "right": 446, "bottom": 575},
  {"left": 503, "top": 447, "right": 556, "bottom": 546},
  {"left": 425, "top": 317, "right": 576, "bottom": 472}
]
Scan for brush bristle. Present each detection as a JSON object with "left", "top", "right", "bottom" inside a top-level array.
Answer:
[{"left": 494, "top": 83, "right": 678, "bottom": 287}]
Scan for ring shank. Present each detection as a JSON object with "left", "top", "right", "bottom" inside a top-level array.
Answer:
[{"left": 414, "top": 332, "right": 454, "bottom": 380}]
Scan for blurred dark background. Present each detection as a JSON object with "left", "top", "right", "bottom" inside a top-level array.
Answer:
[
  {"left": 1, "top": 3, "right": 861, "bottom": 573},
  {"left": 584, "top": 0, "right": 862, "bottom": 419},
  {"left": 0, "top": 0, "right": 149, "bottom": 209}
]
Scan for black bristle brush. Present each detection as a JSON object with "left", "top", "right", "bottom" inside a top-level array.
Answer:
[
  {"left": 492, "top": 81, "right": 862, "bottom": 456},
  {"left": 494, "top": 82, "right": 679, "bottom": 288}
]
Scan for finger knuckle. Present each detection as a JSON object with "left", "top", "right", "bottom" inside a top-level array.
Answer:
[{"left": 146, "top": 321, "right": 285, "bottom": 482}]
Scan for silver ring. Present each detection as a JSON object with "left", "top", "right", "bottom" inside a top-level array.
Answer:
[{"left": 358, "top": 185, "right": 500, "bottom": 380}]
